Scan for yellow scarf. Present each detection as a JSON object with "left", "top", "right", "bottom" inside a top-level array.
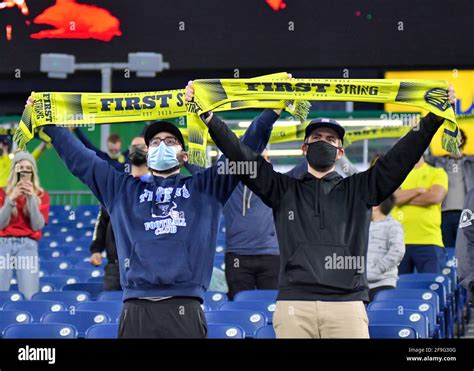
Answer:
[{"left": 15, "top": 73, "right": 459, "bottom": 166}]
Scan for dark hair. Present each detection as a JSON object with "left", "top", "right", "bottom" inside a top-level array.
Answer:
[
  {"left": 379, "top": 194, "right": 395, "bottom": 216},
  {"left": 107, "top": 133, "right": 122, "bottom": 143}
]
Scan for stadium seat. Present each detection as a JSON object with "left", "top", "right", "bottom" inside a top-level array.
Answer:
[
  {"left": 42, "top": 310, "right": 111, "bottom": 337},
  {"left": 2, "top": 323, "right": 78, "bottom": 339},
  {"left": 86, "top": 323, "right": 119, "bottom": 339},
  {"left": 234, "top": 289, "right": 278, "bottom": 302},
  {"left": 74, "top": 261, "right": 106, "bottom": 270},
  {"left": 41, "top": 276, "right": 81, "bottom": 288},
  {"left": 10, "top": 282, "right": 56, "bottom": 293},
  {"left": 205, "top": 310, "right": 267, "bottom": 338},
  {"left": 53, "top": 268, "right": 104, "bottom": 283},
  {"left": 369, "top": 324, "right": 417, "bottom": 339},
  {"left": 367, "top": 300, "right": 439, "bottom": 338},
  {"left": 374, "top": 288, "right": 444, "bottom": 337},
  {"left": 213, "top": 255, "right": 225, "bottom": 270},
  {"left": 62, "top": 283, "right": 104, "bottom": 299},
  {"left": 396, "top": 281, "right": 452, "bottom": 338},
  {"left": 3, "top": 300, "right": 65, "bottom": 322},
  {"left": 97, "top": 291, "right": 123, "bottom": 302},
  {"left": 76, "top": 301, "right": 123, "bottom": 323},
  {"left": 367, "top": 309, "right": 429, "bottom": 338},
  {"left": 0, "top": 292, "right": 24, "bottom": 309},
  {"left": 0, "top": 310, "right": 32, "bottom": 338},
  {"left": 203, "top": 291, "right": 228, "bottom": 310},
  {"left": 32, "top": 291, "right": 91, "bottom": 310},
  {"left": 40, "top": 259, "right": 74, "bottom": 275},
  {"left": 218, "top": 300, "right": 275, "bottom": 324},
  {"left": 255, "top": 325, "right": 276, "bottom": 339},
  {"left": 87, "top": 277, "right": 105, "bottom": 284},
  {"left": 207, "top": 324, "right": 245, "bottom": 339}
]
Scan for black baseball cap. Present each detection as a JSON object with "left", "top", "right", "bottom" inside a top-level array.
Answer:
[
  {"left": 304, "top": 118, "right": 345, "bottom": 144},
  {"left": 144, "top": 121, "right": 186, "bottom": 150}
]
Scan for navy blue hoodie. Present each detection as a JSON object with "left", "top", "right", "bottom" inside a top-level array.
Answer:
[{"left": 44, "top": 109, "right": 278, "bottom": 301}]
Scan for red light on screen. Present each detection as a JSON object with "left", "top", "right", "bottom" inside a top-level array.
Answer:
[
  {"left": 266, "top": 0, "right": 287, "bottom": 11},
  {"left": 30, "top": 0, "right": 122, "bottom": 42},
  {"left": 6, "top": 24, "right": 12, "bottom": 41}
]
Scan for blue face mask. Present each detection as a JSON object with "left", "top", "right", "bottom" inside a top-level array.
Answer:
[{"left": 147, "top": 142, "right": 180, "bottom": 171}]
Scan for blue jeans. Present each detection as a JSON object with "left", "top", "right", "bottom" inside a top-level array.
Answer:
[
  {"left": 0, "top": 237, "right": 39, "bottom": 300},
  {"left": 398, "top": 244, "right": 447, "bottom": 274}
]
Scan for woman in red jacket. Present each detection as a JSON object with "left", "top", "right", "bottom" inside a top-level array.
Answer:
[{"left": 0, "top": 152, "right": 49, "bottom": 299}]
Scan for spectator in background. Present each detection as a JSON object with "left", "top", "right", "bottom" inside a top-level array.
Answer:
[
  {"left": 367, "top": 194, "right": 405, "bottom": 301},
  {"left": 89, "top": 135, "right": 150, "bottom": 291},
  {"left": 455, "top": 188, "right": 474, "bottom": 307},
  {"left": 0, "top": 152, "right": 50, "bottom": 299},
  {"left": 426, "top": 129, "right": 474, "bottom": 247},
  {"left": 393, "top": 155, "right": 448, "bottom": 274},
  {"left": 74, "top": 128, "right": 128, "bottom": 171},
  {"left": 0, "top": 133, "right": 48, "bottom": 188}
]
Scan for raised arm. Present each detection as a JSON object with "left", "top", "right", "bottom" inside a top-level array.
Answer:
[
  {"left": 192, "top": 108, "right": 281, "bottom": 205},
  {"left": 44, "top": 125, "right": 127, "bottom": 210},
  {"left": 358, "top": 113, "right": 447, "bottom": 206},
  {"left": 205, "top": 113, "right": 292, "bottom": 208}
]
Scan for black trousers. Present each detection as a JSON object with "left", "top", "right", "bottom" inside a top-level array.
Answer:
[
  {"left": 225, "top": 252, "right": 280, "bottom": 300},
  {"left": 104, "top": 263, "right": 121, "bottom": 291},
  {"left": 118, "top": 297, "right": 207, "bottom": 338}
]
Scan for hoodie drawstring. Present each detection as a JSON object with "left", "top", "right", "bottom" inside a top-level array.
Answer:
[{"left": 313, "top": 180, "right": 325, "bottom": 229}]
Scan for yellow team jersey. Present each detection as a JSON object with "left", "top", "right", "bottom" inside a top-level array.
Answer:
[
  {"left": 0, "top": 154, "right": 12, "bottom": 188},
  {"left": 392, "top": 162, "right": 448, "bottom": 247}
]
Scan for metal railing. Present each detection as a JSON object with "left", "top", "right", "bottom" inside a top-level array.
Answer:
[{"left": 48, "top": 191, "right": 99, "bottom": 207}]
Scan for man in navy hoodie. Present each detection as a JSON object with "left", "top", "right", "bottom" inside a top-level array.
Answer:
[{"left": 26, "top": 95, "right": 280, "bottom": 338}]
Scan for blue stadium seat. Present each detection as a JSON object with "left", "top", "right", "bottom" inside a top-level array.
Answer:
[
  {"left": 62, "top": 283, "right": 104, "bottom": 300},
  {"left": 41, "top": 276, "right": 81, "bottom": 288},
  {"left": 367, "top": 309, "right": 429, "bottom": 338},
  {"left": 42, "top": 310, "right": 110, "bottom": 337},
  {"left": 86, "top": 324, "right": 119, "bottom": 339},
  {"left": 374, "top": 288, "right": 443, "bottom": 337},
  {"left": 369, "top": 324, "right": 417, "bottom": 339},
  {"left": 87, "top": 277, "right": 105, "bottom": 284},
  {"left": 97, "top": 291, "right": 123, "bottom": 302},
  {"left": 234, "top": 290, "right": 278, "bottom": 302},
  {"left": 3, "top": 300, "right": 66, "bottom": 322},
  {"left": 205, "top": 310, "right": 267, "bottom": 338},
  {"left": 39, "top": 249, "right": 63, "bottom": 259},
  {"left": 396, "top": 281, "right": 452, "bottom": 338},
  {"left": 2, "top": 323, "right": 78, "bottom": 339},
  {"left": 39, "top": 260, "right": 74, "bottom": 275},
  {"left": 0, "top": 292, "right": 24, "bottom": 309},
  {"left": 445, "top": 247, "right": 455, "bottom": 261},
  {"left": 74, "top": 261, "right": 106, "bottom": 270},
  {"left": 32, "top": 291, "right": 91, "bottom": 310},
  {"left": 367, "top": 300, "right": 439, "bottom": 338},
  {"left": 10, "top": 282, "right": 57, "bottom": 293},
  {"left": 76, "top": 301, "right": 123, "bottom": 323},
  {"left": 204, "top": 291, "right": 228, "bottom": 310},
  {"left": 0, "top": 311, "right": 32, "bottom": 338},
  {"left": 218, "top": 301, "right": 275, "bottom": 324},
  {"left": 207, "top": 324, "right": 245, "bottom": 339},
  {"left": 213, "top": 255, "right": 225, "bottom": 270},
  {"left": 60, "top": 256, "right": 87, "bottom": 266},
  {"left": 255, "top": 325, "right": 276, "bottom": 339},
  {"left": 52, "top": 268, "right": 104, "bottom": 283}
]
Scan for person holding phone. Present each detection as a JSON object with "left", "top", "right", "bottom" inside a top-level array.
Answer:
[{"left": 0, "top": 152, "right": 50, "bottom": 299}]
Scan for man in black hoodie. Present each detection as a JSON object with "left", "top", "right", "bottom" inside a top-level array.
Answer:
[{"left": 186, "top": 82, "right": 456, "bottom": 338}]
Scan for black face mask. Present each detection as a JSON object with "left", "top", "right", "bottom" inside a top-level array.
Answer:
[
  {"left": 129, "top": 146, "right": 147, "bottom": 166},
  {"left": 306, "top": 141, "right": 339, "bottom": 172}
]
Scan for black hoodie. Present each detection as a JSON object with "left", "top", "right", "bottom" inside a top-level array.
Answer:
[{"left": 207, "top": 113, "right": 444, "bottom": 302}]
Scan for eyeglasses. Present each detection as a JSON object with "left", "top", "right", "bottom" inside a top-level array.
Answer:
[{"left": 149, "top": 136, "right": 180, "bottom": 148}]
